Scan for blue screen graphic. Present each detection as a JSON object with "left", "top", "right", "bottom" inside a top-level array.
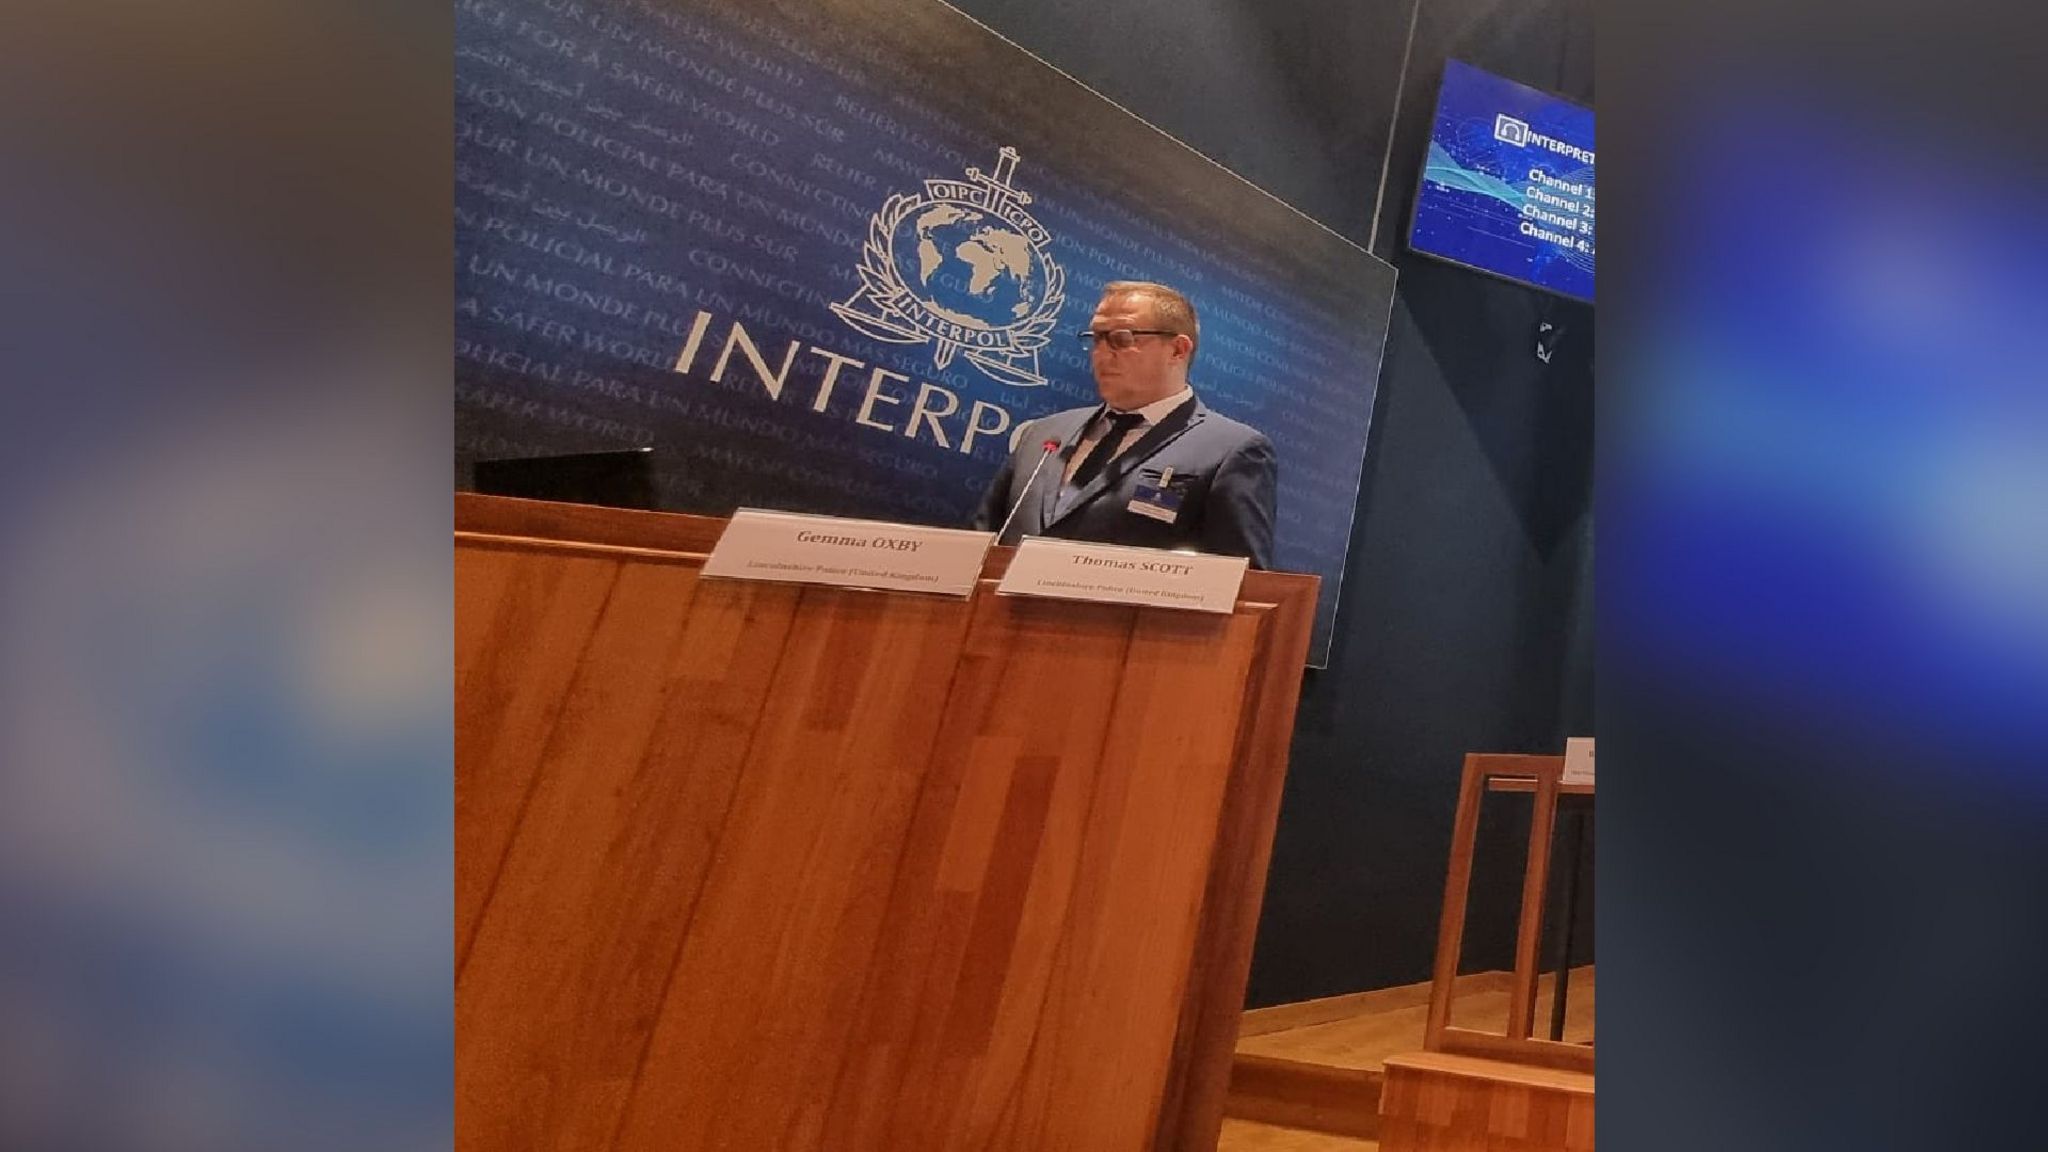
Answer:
[{"left": 1409, "top": 60, "right": 1594, "bottom": 301}]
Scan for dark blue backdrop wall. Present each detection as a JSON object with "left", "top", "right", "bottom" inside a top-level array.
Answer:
[{"left": 946, "top": 0, "right": 1596, "bottom": 1005}]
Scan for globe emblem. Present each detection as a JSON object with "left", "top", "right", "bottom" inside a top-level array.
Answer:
[
  {"left": 832, "top": 147, "right": 1065, "bottom": 388},
  {"left": 888, "top": 202, "right": 1047, "bottom": 332}
]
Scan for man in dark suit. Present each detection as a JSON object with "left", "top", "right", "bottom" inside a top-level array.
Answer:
[{"left": 973, "top": 281, "right": 1277, "bottom": 568}]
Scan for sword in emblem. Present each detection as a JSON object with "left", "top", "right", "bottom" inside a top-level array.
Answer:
[{"left": 966, "top": 147, "right": 1030, "bottom": 216}]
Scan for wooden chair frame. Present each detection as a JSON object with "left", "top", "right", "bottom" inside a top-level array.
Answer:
[{"left": 1423, "top": 753, "right": 1594, "bottom": 1074}]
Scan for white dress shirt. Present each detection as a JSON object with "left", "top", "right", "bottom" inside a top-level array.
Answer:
[{"left": 1061, "top": 388, "right": 1194, "bottom": 482}]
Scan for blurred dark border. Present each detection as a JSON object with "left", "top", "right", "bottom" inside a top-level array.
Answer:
[
  {"left": 1, "top": 3, "right": 455, "bottom": 1148},
  {"left": 6, "top": 1, "right": 2046, "bottom": 1148},
  {"left": 1604, "top": 1, "right": 2048, "bottom": 1148}
]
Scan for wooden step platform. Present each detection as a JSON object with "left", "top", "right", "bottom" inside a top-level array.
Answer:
[
  {"left": 1377, "top": 1052, "right": 1592, "bottom": 1152},
  {"left": 1218, "top": 1117, "right": 1380, "bottom": 1151},
  {"left": 1225, "top": 1053, "right": 1386, "bottom": 1139},
  {"left": 1225, "top": 969, "right": 1592, "bottom": 1141}
]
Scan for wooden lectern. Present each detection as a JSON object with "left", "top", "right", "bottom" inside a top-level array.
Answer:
[{"left": 455, "top": 494, "right": 1317, "bottom": 1152}]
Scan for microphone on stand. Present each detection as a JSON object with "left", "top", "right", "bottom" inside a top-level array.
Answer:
[{"left": 995, "top": 439, "right": 1063, "bottom": 543}]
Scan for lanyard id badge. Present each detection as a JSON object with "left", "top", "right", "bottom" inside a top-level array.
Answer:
[{"left": 1127, "top": 465, "right": 1188, "bottom": 524}]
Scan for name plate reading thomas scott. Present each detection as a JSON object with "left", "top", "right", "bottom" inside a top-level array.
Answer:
[
  {"left": 702, "top": 509, "right": 993, "bottom": 597},
  {"left": 995, "top": 537, "right": 1247, "bottom": 613}
]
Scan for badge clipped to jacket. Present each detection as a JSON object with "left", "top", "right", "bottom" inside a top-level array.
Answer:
[{"left": 1127, "top": 465, "right": 1190, "bottom": 524}]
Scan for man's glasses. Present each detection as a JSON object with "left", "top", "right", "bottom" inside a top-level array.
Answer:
[{"left": 1076, "top": 328, "right": 1177, "bottom": 350}]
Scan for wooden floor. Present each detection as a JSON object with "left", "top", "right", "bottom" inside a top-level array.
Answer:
[
  {"left": 1218, "top": 968, "right": 1593, "bottom": 1148},
  {"left": 1237, "top": 967, "right": 1595, "bottom": 1070}
]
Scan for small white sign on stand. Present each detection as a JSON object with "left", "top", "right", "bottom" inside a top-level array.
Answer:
[
  {"left": 1562, "top": 736, "right": 1595, "bottom": 786},
  {"left": 702, "top": 508, "right": 993, "bottom": 597},
  {"left": 995, "top": 537, "right": 1248, "bottom": 613}
]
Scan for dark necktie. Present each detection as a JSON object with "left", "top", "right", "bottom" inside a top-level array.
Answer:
[{"left": 1065, "top": 410, "right": 1146, "bottom": 494}]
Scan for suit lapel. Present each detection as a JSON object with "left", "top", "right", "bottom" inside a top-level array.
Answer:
[
  {"left": 1048, "top": 400, "right": 1206, "bottom": 528},
  {"left": 1033, "top": 406, "right": 1100, "bottom": 534}
]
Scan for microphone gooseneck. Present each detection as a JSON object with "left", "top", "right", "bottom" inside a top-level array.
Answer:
[{"left": 994, "top": 438, "right": 1063, "bottom": 543}]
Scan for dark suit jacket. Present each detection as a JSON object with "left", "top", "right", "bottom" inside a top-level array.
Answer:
[{"left": 972, "top": 398, "right": 1277, "bottom": 569}]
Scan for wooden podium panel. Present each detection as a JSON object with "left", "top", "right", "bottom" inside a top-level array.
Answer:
[{"left": 455, "top": 494, "right": 1317, "bottom": 1152}]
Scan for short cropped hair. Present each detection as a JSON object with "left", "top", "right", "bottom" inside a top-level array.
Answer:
[{"left": 1102, "top": 280, "right": 1199, "bottom": 357}]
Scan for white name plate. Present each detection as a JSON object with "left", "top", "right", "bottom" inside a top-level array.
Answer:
[
  {"left": 996, "top": 537, "right": 1247, "bottom": 613},
  {"left": 1563, "top": 736, "right": 1595, "bottom": 786},
  {"left": 703, "top": 509, "right": 993, "bottom": 597}
]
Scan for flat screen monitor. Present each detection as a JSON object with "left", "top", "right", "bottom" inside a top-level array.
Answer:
[
  {"left": 1408, "top": 59, "right": 1594, "bottom": 302},
  {"left": 472, "top": 447, "right": 659, "bottom": 511}
]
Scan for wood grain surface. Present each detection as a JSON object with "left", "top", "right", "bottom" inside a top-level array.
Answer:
[
  {"left": 455, "top": 494, "right": 1318, "bottom": 1151},
  {"left": 1377, "top": 1053, "right": 1592, "bottom": 1152}
]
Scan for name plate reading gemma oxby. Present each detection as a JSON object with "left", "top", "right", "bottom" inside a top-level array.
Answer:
[
  {"left": 995, "top": 537, "right": 1248, "bottom": 613},
  {"left": 702, "top": 509, "right": 994, "bottom": 597}
]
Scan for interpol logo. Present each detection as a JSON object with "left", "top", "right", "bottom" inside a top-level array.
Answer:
[{"left": 832, "top": 147, "right": 1065, "bottom": 388}]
